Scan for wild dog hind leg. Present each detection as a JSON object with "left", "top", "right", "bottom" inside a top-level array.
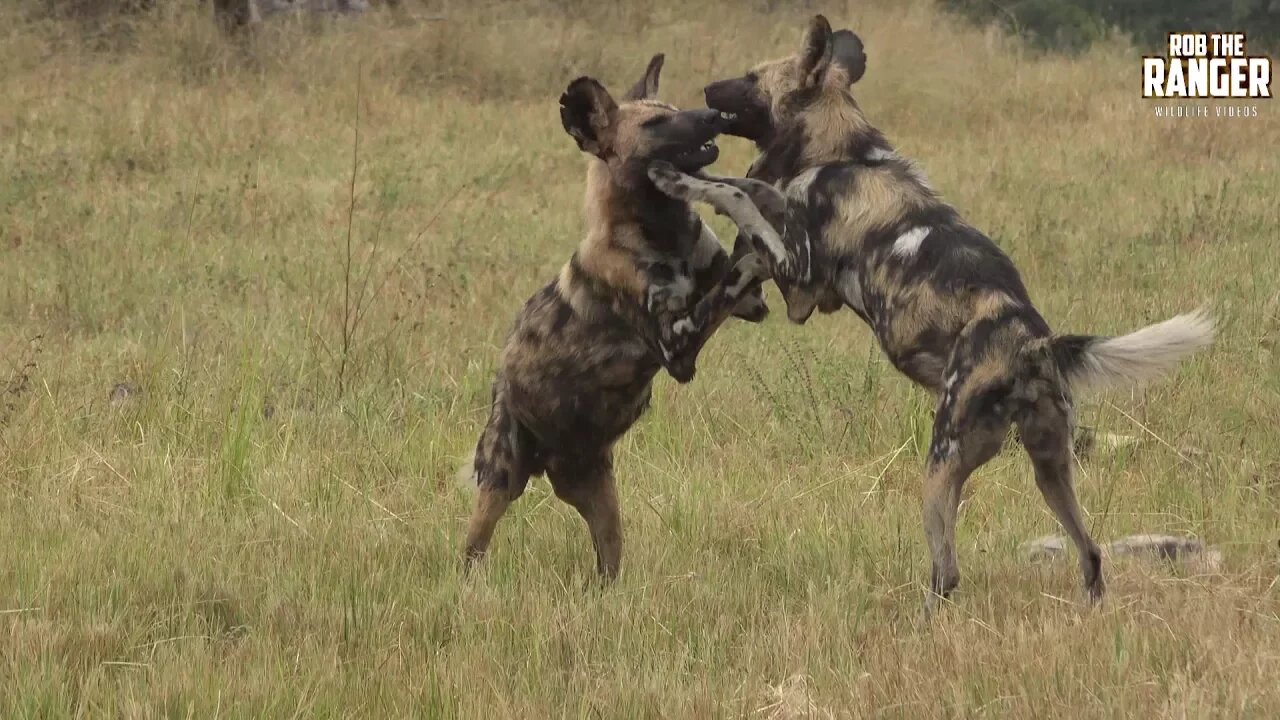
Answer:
[
  {"left": 462, "top": 384, "right": 534, "bottom": 572},
  {"left": 548, "top": 452, "right": 623, "bottom": 580}
]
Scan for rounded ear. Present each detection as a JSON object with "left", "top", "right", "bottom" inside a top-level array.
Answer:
[
  {"left": 623, "top": 53, "right": 665, "bottom": 101},
  {"left": 799, "top": 14, "right": 834, "bottom": 88},
  {"left": 830, "top": 30, "right": 867, "bottom": 86},
  {"left": 559, "top": 77, "right": 619, "bottom": 157}
]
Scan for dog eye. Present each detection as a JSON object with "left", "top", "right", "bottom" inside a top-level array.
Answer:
[{"left": 641, "top": 116, "right": 670, "bottom": 128}]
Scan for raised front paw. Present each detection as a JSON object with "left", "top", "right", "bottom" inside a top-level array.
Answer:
[{"left": 647, "top": 161, "right": 693, "bottom": 200}]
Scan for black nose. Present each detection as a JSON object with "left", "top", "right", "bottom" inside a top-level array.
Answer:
[{"left": 691, "top": 108, "right": 728, "bottom": 131}]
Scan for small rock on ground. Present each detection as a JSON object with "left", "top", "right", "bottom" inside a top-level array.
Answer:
[{"left": 1024, "top": 533, "right": 1223, "bottom": 573}]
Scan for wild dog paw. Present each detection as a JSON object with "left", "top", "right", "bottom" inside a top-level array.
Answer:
[
  {"left": 732, "top": 294, "right": 768, "bottom": 322},
  {"left": 647, "top": 161, "right": 692, "bottom": 199},
  {"left": 731, "top": 291, "right": 770, "bottom": 323}
]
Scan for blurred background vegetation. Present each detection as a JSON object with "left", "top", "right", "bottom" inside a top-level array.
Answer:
[
  {"left": 943, "top": 0, "right": 1280, "bottom": 52},
  {"left": 24, "top": 0, "right": 1280, "bottom": 54}
]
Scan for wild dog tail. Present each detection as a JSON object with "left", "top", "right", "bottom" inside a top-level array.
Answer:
[
  {"left": 1049, "top": 309, "right": 1215, "bottom": 394},
  {"left": 454, "top": 444, "right": 478, "bottom": 492},
  {"left": 457, "top": 380, "right": 538, "bottom": 494}
]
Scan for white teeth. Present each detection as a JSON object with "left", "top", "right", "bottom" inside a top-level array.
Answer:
[{"left": 720, "top": 112, "right": 738, "bottom": 121}]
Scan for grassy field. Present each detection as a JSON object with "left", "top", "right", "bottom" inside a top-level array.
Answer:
[{"left": 2, "top": 0, "right": 1279, "bottom": 716}]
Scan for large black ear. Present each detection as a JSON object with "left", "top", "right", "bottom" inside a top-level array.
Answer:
[
  {"left": 623, "top": 53, "right": 664, "bottom": 101},
  {"left": 830, "top": 30, "right": 866, "bottom": 86},
  {"left": 559, "top": 77, "right": 618, "bottom": 157},
  {"left": 798, "top": 14, "right": 834, "bottom": 88}
]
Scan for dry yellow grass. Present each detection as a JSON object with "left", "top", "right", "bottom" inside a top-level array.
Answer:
[{"left": 2, "top": 1, "right": 1279, "bottom": 716}]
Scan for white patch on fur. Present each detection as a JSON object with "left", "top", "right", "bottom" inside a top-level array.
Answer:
[
  {"left": 944, "top": 371, "right": 959, "bottom": 390},
  {"left": 866, "top": 146, "right": 896, "bottom": 162},
  {"left": 838, "top": 268, "right": 864, "bottom": 314},
  {"left": 891, "top": 226, "right": 931, "bottom": 258},
  {"left": 1065, "top": 309, "right": 1215, "bottom": 393},
  {"left": 647, "top": 273, "right": 694, "bottom": 313},
  {"left": 669, "top": 274, "right": 694, "bottom": 307},
  {"left": 784, "top": 167, "right": 823, "bottom": 203},
  {"left": 672, "top": 317, "right": 695, "bottom": 336}
]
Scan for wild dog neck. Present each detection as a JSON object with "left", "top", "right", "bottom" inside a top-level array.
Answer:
[
  {"left": 583, "top": 158, "right": 695, "bottom": 252},
  {"left": 750, "top": 93, "right": 885, "bottom": 184}
]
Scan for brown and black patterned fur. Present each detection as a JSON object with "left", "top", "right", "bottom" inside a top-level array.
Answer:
[
  {"left": 462, "top": 56, "right": 769, "bottom": 580},
  {"left": 689, "top": 15, "right": 1214, "bottom": 610}
]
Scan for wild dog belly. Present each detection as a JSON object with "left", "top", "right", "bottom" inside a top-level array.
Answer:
[
  {"left": 859, "top": 283, "right": 960, "bottom": 393},
  {"left": 852, "top": 218, "right": 1037, "bottom": 393}
]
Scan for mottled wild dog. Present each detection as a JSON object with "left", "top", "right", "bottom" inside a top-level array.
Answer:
[
  {"left": 461, "top": 55, "right": 769, "bottom": 580},
  {"left": 685, "top": 15, "right": 1215, "bottom": 609}
]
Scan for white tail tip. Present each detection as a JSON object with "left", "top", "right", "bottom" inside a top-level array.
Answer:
[
  {"left": 1070, "top": 308, "right": 1215, "bottom": 393},
  {"left": 454, "top": 446, "right": 478, "bottom": 493}
]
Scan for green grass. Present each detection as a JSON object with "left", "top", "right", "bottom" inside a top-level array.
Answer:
[{"left": 2, "top": 1, "right": 1279, "bottom": 716}]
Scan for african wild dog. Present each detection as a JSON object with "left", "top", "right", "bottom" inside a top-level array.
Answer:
[
  {"left": 460, "top": 55, "right": 769, "bottom": 579},
  {"left": 673, "top": 15, "right": 1215, "bottom": 609}
]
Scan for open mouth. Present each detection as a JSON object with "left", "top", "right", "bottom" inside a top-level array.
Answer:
[{"left": 672, "top": 138, "right": 720, "bottom": 171}]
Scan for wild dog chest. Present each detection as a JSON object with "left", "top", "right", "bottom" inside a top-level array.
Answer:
[{"left": 769, "top": 165, "right": 871, "bottom": 322}]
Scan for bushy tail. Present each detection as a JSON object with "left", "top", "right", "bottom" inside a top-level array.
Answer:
[
  {"left": 455, "top": 380, "right": 537, "bottom": 495},
  {"left": 1050, "top": 309, "right": 1215, "bottom": 394},
  {"left": 454, "top": 445, "right": 478, "bottom": 492}
]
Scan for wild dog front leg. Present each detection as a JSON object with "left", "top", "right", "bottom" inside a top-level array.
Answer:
[
  {"left": 692, "top": 172, "right": 788, "bottom": 227},
  {"left": 647, "top": 162, "right": 807, "bottom": 284},
  {"left": 648, "top": 162, "right": 788, "bottom": 266},
  {"left": 665, "top": 252, "right": 767, "bottom": 379},
  {"left": 642, "top": 252, "right": 766, "bottom": 383},
  {"left": 691, "top": 172, "right": 816, "bottom": 286},
  {"left": 689, "top": 217, "right": 768, "bottom": 323}
]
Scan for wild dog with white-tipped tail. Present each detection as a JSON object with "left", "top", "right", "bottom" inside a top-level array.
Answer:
[{"left": 656, "top": 14, "right": 1215, "bottom": 611}]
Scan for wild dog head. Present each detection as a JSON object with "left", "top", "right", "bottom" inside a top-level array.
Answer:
[
  {"left": 776, "top": 270, "right": 844, "bottom": 325},
  {"left": 703, "top": 15, "right": 866, "bottom": 149},
  {"left": 560, "top": 55, "right": 731, "bottom": 187}
]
